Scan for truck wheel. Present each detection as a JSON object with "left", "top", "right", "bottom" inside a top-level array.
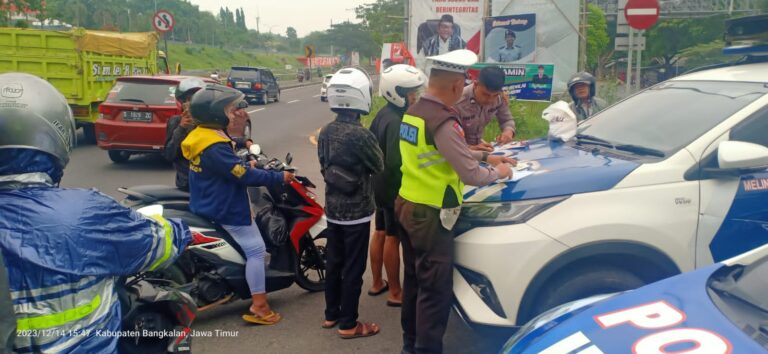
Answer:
[
  {"left": 83, "top": 125, "right": 97, "bottom": 144},
  {"left": 108, "top": 150, "right": 131, "bottom": 163},
  {"left": 528, "top": 265, "right": 645, "bottom": 322}
]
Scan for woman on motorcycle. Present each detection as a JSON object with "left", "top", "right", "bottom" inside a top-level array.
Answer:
[{"left": 182, "top": 84, "right": 294, "bottom": 325}]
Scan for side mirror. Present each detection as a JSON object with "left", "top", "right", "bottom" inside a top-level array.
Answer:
[
  {"left": 136, "top": 204, "right": 164, "bottom": 217},
  {"left": 704, "top": 141, "right": 768, "bottom": 178},
  {"left": 286, "top": 153, "right": 293, "bottom": 165},
  {"left": 249, "top": 144, "right": 262, "bottom": 156},
  {"left": 718, "top": 141, "right": 768, "bottom": 170}
]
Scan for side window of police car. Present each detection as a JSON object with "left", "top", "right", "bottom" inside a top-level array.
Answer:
[
  {"left": 693, "top": 106, "right": 768, "bottom": 178},
  {"left": 730, "top": 106, "right": 768, "bottom": 148}
]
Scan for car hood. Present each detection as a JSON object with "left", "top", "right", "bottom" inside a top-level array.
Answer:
[
  {"left": 505, "top": 263, "right": 766, "bottom": 354},
  {"left": 464, "top": 139, "right": 640, "bottom": 203}
]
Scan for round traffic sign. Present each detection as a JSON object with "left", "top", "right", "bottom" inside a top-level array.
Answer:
[
  {"left": 624, "top": 0, "right": 660, "bottom": 30},
  {"left": 153, "top": 10, "right": 175, "bottom": 33}
]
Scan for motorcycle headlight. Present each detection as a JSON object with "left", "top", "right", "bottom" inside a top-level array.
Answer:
[
  {"left": 499, "top": 294, "right": 616, "bottom": 354},
  {"left": 455, "top": 196, "right": 568, "bottom": 234}
]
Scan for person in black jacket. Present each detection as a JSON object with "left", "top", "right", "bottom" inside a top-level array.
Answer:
[
  {"left": 367, "top": 64, "right": 426, "bottom": 307},
  {"left": 164, "top": 78, "right": 206, "bottom": 191},
  {"left": 317, "top": 67, "right": 384, "bottom": 339}
]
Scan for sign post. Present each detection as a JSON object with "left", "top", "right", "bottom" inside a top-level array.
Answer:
[
  {"left": 623, "top": 0, "right": 659, "bottom": 93},
  {"left": 153, "top": 10, "right": 175, "bottom": 74},
  {"left": 304, "top": 45, "right": 315, "bottom": 80}
]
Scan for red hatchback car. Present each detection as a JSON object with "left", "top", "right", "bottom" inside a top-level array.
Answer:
[{"left": 96, "top": 75, "right": 252, "bottom": 163}]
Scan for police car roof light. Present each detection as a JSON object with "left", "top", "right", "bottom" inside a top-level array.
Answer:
[{"left": 723, "top": 14, "right": 768, "bottom": 56}]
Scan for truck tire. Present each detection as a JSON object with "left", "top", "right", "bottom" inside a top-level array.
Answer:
[
  {"left": 528, "top": 265, "right": 645, "bottom": 322},
  {"left": 108, "top": 150, "right": 131, "bottom": 163},
  {"left": 82, "top": 124, "right": 97, "bottom": 144}
]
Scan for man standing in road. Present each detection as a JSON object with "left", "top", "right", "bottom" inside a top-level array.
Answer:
[
  {"left": 165, "top": 78, "right": 205, "bottom": 191},
  {"left": 396, "top": 50, "right": 513, "bottom": 354},
  {"left": 318, "top": 67, "right": 384, "bottom": 339},
  {"left": 455, "top": 66, "right": 517, "bottom": 152},
  {"left": 367, "top": 64, "right": 427, "bottom": 306},
  {"left": 567, "top": 71, "right": 607, "bottom": 121}
]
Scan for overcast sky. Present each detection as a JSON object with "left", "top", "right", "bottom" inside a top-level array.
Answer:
[{"left": 187, "top": 0, "right": 371, "bottom": 37}]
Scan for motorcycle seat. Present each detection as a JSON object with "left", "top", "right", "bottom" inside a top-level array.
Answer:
[{"left": 119, "top": 185, "right": 190, "bottom": 203}]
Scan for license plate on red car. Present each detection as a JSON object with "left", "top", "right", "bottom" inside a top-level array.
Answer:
[{"left": 123, "top": 111, "right": 152, "bottom": 122}]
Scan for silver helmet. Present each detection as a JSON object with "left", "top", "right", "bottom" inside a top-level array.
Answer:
[{"left": 0, "top": 73, "right": 76, "bottom": 168}]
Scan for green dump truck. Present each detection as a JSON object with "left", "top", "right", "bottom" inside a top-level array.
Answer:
[{"left": 0, "top": 27, "right": 163, "bottom": 143}]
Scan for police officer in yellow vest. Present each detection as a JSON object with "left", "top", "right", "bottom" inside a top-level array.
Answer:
[{"left": 395, "top": 50, "right": 513, "bottom": 354}]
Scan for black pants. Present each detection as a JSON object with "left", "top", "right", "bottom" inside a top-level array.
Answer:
[
  {"left": 395, "top": 197, "right": 454, "bottom": 354},
  {"left": 324, "top": 221, "right": 371, "bottom": 330}
]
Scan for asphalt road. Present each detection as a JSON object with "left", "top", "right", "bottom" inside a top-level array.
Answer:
[{"left": 61, "top": 84, "right": 513, "bottom": 354}]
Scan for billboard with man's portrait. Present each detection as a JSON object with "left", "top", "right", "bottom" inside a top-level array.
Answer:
[
  {"left": 409, "top": 0, "right": 487, "bottom": 69},
  {"left": 484, "top": 14, "right": 536, "bottom": 64}
]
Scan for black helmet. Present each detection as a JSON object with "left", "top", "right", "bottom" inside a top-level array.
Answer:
[
  {"left": 175, "top": 77, "right": 206, "bottom": 102},
  {"left": 567, "top": 72, "right": 596, "bottom": 101},
  {"left": 189, "top": 84, "right": 244, "bottom": 129},
  {"left": 0, "top": 73, "right": 76, "bottom": 169}
]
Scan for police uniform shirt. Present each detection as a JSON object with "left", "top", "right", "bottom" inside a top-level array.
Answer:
[{"left": 498, "top": 45, "right": 522, "bottom": 62}]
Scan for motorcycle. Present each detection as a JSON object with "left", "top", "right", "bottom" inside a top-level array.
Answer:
[
  {"left": 118, "top": 270, "right": 196, "bottom": 354},
  {"left": 117, "top": 146, "right": 328, "bottom": 313}
]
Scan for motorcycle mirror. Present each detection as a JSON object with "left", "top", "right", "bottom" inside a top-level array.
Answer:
[
  {"left": 286, "top": 153, "right": 293, "bottom": 165},
  {"left": 249, "top": 144, "right": 262, "bottom": 156},
  {"left": 136, "top": 204, "right": 164, "bottom": 218}
]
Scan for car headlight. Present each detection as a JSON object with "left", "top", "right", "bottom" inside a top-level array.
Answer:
[
  {"left": 499, "top": 294, "right": 616, "bottom": 354},
  {"left": 455, "top": 196, "right": 568, "bottom": 234}
]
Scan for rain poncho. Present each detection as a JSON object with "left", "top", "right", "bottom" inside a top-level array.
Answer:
[{"left": 0, "top": 149, "right": 191, "bottom": 353}]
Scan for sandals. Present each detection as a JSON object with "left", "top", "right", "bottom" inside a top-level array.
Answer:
[
  {"left": 338, "top": 321, "right": 380, "bottom": 339},
  {"left": 367, "top": 280, "right": 389, "bottom": 296},
  {"left": 242, "top": 310, "right": 282, "bottom": 325}
]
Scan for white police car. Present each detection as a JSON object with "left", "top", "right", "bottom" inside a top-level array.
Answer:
[
  {"left": 453, "top": 16, "right": 768, "bottom": 329},
  {"left": 500, "top": 243, "right": 768, "bottom": 354}
]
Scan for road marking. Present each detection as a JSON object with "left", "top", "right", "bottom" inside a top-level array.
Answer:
[
  {"left": 288, "top": 100, "right": 300, "bottom": 104},
  {"left": 312, "top": 94, "right": 321, "bottom": 98},
  {"left": 247, "top": 108, "right": 265, "bottom": 113}
]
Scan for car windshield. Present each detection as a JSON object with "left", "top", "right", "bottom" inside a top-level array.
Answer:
[
  {"left": 708, "top": 252, "right": 768, "bottom": 338},
  {"left": 230, "top": 69, "right": 260, "bottom": 81},
  {"left": 105, "top": 81, "right": 177, "bottom": 106},
  {"left": 577, "top": 81, "right": 768, "bottom": 156}
]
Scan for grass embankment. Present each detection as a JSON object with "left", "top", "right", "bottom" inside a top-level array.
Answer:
[
  {"left": 362, "top": 96, "right": 550, "bottom": 141},
  {"left": 165, "top": 43, "right": 298, "bottom": 73}
]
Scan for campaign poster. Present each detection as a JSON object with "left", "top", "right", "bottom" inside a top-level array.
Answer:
[
  {"left": 484, "top": 14, "right": 536, "bottom": 63},
  {"left": 492, "top": 0, "right": 578, "bottom": 92},
  {"left": 378, "top": 42, "right": 416, "bottom": 73},
  {"left": 469, "top": 63, "right": 554, "bottom": 101},
  {"left": 409, "top": 0, "right": 486, "bottom": 69}
]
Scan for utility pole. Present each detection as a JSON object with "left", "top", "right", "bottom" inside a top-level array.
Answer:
[{"left": 579, "top": 0, "right": 588, "bottom": 71}]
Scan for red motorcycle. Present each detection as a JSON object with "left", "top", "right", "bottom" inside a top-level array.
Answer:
[{"left": 118, "top": 146, "right": 327, "bottom": 312}]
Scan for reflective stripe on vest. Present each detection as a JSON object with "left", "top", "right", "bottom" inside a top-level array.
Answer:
[
  {"left": 399, "top": 114, "right": 463, "bottom": 209},
  {"left": 145, "top": 214, "right": 175, "bottom": 271},
  {"left": 12, "top": 277, "right": 118, "bottom": 352}
]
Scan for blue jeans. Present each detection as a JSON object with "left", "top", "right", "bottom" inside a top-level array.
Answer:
[{"left": 222, "top": 223, "right": 266, "bottom": 294}]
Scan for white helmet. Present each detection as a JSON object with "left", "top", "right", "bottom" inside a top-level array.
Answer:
[
  {"left": 379, "top": 64, "right": 426, "bottom": 108},
  {"left": 327, "top": 67, "right": 373, "bottom": 115}
]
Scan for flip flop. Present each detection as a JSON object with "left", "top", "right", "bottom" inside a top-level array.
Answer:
[
  {"left": 338, "top": 321, "right": 380, "bottom": 339},
  {"left": 242, "top": 310, "right": 282, "bottom": 325},
  {"left": 321, "top": 320, "right": 338, "bottom": 329},
  {"left": 367, "top": 280, "right": 389, "bottom": 296},
  {"left": 386, "top": 300, "right": 402, "bottom": 307}
]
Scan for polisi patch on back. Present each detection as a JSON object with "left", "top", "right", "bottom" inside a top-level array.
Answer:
[{"left": 400, "top": 122, "right": 418, "bottom": 145}]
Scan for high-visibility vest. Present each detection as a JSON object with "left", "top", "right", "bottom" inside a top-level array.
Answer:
[{"left": 398, "top": 113, "right": 463, "bottom": 209}]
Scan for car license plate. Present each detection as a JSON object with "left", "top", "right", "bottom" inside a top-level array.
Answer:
[
  {"left": 236, "top": 82, "right": 250, "bottom": 89},
  {"left": 123, "top": 111, "right": 152, "bottom": 122}
]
